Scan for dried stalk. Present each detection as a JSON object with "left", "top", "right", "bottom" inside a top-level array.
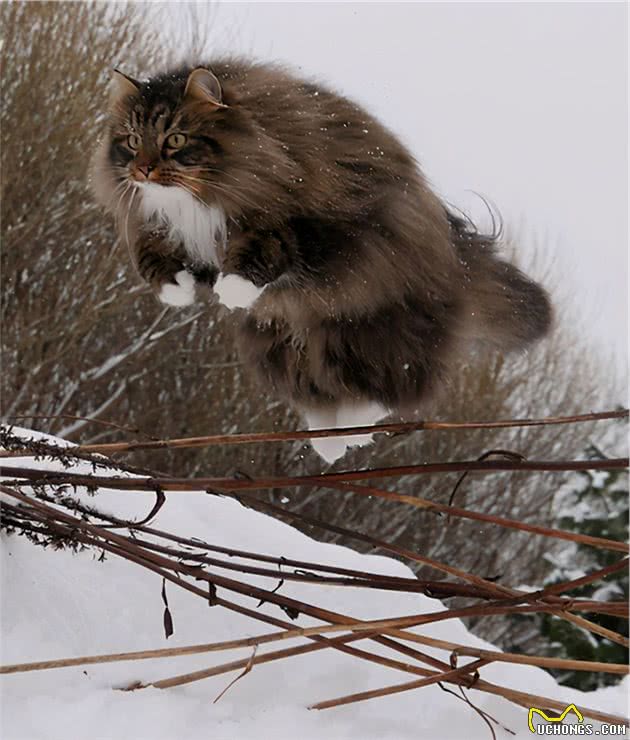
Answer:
[
  {"left": 2, "top": 404, "right": 627, "bottom": 728},
  {"left": 5, "top": 413, "right": 156, "bottom": 440},
  {"left": 4, "top": 619, "right": 626, "bottom": 677},
  {"left": 226, "top": 494, "right": 630, "bottom": 647},
  {"left": 2, "top": 484, "right": 626, "bottom": 726},
  {"left": 325, "top": 479, "right": 628, "bottom": 553},
  {"left": 379, "top": 632, "right": 629, "bottom": 674},
  {"left": 309, "top": 658, "right": 490, "bottom": 710},
  {"left": 3, "top": 457, "right": 628, "bottom": 495},
  {"left": 70, "top": 408, "right": 628, "bottom": 454},
  {"left": 212, "top": 645, "right": 258, "bottom": 703}
]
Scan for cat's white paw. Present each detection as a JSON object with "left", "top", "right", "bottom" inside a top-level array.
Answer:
[
  {"left": 214, "top": 273, "right": 265, "bottom": 310},
  {"left": 159, "top": 270, "right": 196, "bottom": 307}
]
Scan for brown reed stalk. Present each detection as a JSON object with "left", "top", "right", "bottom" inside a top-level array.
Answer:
[
  {"left": 221, "top": 493, "right": 630, "bottom": 647},
  {"left": 5, "top": 488, "right": 627, "bottom": 650},
  {"left": 309, "top": 658, "right": 491, "bottom": 710},
  {"left": 3, "top": 616, "right": 626, "bottom": 677},
  {"left": 2, "top": 484, "right": 627, "bottom": 726},
  {"left": 129, "top": 492, "right": 625, "bottom": 612},
  {"left": 3, "top": 461, "right": 628, "bottom": 554},
  {"left": 5, "top": 413, "right": 157, "bottom": 440},
  {"left": 316, "top": 479, "right": 628, "bottom": 553},
  {"left": 0, "top": 412, "right": 627, "bottom": 720},
  {"left": 70, "top": 408, "right": 628, "bottom": 454},
  {"left": 3, "top": 457, "right": 627, "bottom": 494},
  {"left": 0, "top": 486, "right": 475, "bottom": 672},
  {"left": 373, "top": 632, "right": 629, "bottom": 674},
  {"left": 5, "top": 499, "right": 501, "bottom": 600},
  {"left": 21, "top": 485, "right": 625, "bottom": 609},
  {"left": 309, "top": 660, "right": 629, "bottom": 722}
]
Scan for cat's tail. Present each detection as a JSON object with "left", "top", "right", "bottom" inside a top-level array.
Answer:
[{"left": 447, "top": 209, "right": 553, "bottom": 351}]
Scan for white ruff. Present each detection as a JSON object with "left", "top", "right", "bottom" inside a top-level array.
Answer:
[{"left": 138, "top": 182, "right": 226, "bottom": 266}]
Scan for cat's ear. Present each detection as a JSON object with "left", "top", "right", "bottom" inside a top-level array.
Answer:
[
  {"left": 109, "top": 69, "right": 139, "bottom": 109},
  {"left": 184, "top": 68, "right": 227, "bottom": 108}
]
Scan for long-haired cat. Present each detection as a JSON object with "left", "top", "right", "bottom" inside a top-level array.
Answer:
[{"left": 91, "top": 60, "right": 552, "bottom": 462}]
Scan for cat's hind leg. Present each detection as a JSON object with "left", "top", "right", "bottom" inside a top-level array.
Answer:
[
  {"left": 303, "top": 401, "right": 389, "bottom": 464},
  {"left": 335, "top": 401, "right": 389, "bottom": 452},
  {"left": 303, "top": 407, "right": 349, "bottom": 464}
]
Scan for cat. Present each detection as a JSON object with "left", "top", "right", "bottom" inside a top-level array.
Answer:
[{"left": 91, "top": 59, "right": 552, "bottom": 463}]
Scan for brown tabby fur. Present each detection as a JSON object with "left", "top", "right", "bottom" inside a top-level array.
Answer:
[{"left": 92, "top": 58, "right": 552, "bottom": 423}]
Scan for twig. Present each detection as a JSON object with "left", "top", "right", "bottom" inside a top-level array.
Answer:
[
  {"left": 3, "top": 414, "right": 156, "bottom": 440},
  {"left": 213, "top": 645, "right": 258, "bottom": 703},
  {"left": 73, "top": 409, "right": 628, "bottom": 454},
  {"left": 3, "top": 484, "right": 627, "bottom": 726},
  {"left": 309, "top": 659, "right": 490, "bottom": 710},
  {"left": 3, "top": 622, "right": 626, "bottom": 677},
  {"left": 4, "top": 457, "right": 627, "bottom": 493},
  {"left": 329, "top": 480, "right": 628, "bottom": 553}
]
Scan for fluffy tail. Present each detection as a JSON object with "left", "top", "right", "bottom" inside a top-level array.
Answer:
[{"left": 447, "top": 210, "right": 553, "bottom": 351}]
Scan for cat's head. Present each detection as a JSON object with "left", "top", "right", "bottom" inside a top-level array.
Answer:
[{"left": 92, "top": 66, "right": 266, "bottom": 217}]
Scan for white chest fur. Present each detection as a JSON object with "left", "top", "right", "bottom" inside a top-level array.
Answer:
[{"left": 138, "top": 182, "right": 226, "bottom": 266}]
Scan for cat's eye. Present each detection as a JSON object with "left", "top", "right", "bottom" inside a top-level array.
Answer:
[
  {"left": 165, "top": 132, "right": 187, "bottom": 149},
  {"left": 127, "top": 133, "right": 141, "bottom": 150}
]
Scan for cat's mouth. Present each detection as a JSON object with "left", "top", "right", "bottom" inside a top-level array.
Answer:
[
  {"left": 132, "top": 176, "right": 205, "bottom": 206},
  {"left": 130, "top": 177, "right": 175, "bottom": 189}
]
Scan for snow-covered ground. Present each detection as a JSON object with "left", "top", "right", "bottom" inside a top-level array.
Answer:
[{"left": 1, "top": 429, "right": 628, "bottom": 739}]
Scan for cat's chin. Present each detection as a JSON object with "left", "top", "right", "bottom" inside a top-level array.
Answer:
[{"left": 135, "top": 180, "right": 168, "bottom": 190}]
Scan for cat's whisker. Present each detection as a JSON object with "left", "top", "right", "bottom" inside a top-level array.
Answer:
[
  {"left": 123, "top": 185, "right": 138, "bottom": 256},
  {"left": 174, "top": 174, "right": 244, "bottom": 207},
  {"left": 187, "top": 171, "right": 256, "bottom": 192},
  {"left": 187, "top": 174, "right": 254, "bottom": 196},
  {"left": 112, "top": 181, "right": 132, "bottom": 222},
  {"left": 190, "top": 166, "right": 245, "bottom": 185},
  {"left": 109, "top": 181, "right": 138, "bottom": 278},
  {"left": 171, "top": 179, "right": 215, "bottom": 212},
  {"left": 177, "top": 174, "right": 260, "bottom": 211},
  {"left": 178, "top": 179, "right": 202, "bottom": 196}
]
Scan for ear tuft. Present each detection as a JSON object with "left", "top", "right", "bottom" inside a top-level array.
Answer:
[
  {"left": 184, "top": 68, "right": 227, "bottom": 108},
  {"left": 109, "top": 69, "right": 140, "bottom": 109}
]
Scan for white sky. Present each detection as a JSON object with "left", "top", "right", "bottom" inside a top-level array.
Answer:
[{"left": 164, "top": 1, "right": 628, "bottom": 371}]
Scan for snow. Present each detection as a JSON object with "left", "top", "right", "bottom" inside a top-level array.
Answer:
[{"left": 1, "top": 429, "right": 628, "bottom": 739}]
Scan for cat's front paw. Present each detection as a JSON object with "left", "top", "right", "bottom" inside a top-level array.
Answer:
[
  {"left": 158, "top": 270, "right": 196, "bottom": 307},
  {"left": 214, "top": 273, "right": 265, "bottom": 310}
]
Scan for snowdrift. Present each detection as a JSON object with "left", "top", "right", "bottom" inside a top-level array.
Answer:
[{"left": 1, "top": 428, "right": 627, "bottom": 739}]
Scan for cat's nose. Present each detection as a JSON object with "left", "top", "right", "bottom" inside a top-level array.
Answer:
[
  {"left": 133, "top": 157, "right": 160, "bottom": 182},
  {"left": 137, "top": 164, "right": 155, "bottom": 179}
]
